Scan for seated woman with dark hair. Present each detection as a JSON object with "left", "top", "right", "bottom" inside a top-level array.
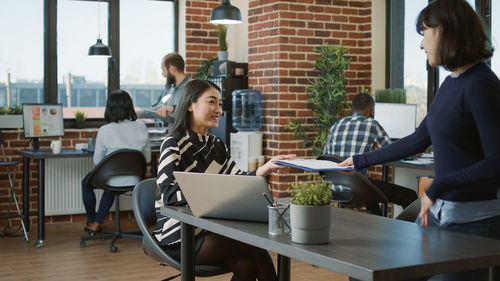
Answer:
[
  {"left": 82, "top": 89, "right": 151, "bottom": 235},
  {"left": 154, "top": 79, "right": 295, "bottom": 281}
]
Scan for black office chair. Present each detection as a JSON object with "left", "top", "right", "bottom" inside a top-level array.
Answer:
[
  {"left": 317, "top": 154, "right": 390, "bottom": 216},
  {"left": 132, "top": 178, "right": 229, "bottom": 280},
  {"left": 80, "top": 149, "right": 147, "bottom": 253},
  {"left": 0, "top": 130, "right": 29, "bottom": 241},
  {"left": 395, "top": 198, "right": 421, "bottom": 222}
]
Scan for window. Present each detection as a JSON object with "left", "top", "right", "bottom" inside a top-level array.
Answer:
[
  {"left": 0, "top": 0, "right": 43, "bottom": 107},
  {"left": 120, "top": 0, "right": 176, "bottom": 108},
  {"left": 58, "top": 0, "right": 109, "bottom": 118}
]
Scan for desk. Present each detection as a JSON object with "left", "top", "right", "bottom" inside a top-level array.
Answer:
[
  {"left": 18, "top": 149, "right": 92, "bottom": 248},
  {"left": 161, "top": 206, "right": 500, "bottom": 281}
]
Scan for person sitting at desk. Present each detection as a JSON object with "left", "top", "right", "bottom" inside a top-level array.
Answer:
[
  {"left": 154, "top": 79, "right": 294, "bottom": 281},
  {"left": 82, "top": 90, "right": 151, "bottom": 235},
  {"left": 137, "top": 53, "right": 191, "bottom": 133},
  {"left": 323, "top": 92, "right": 417, "bottom": 215},
  {"left": 340, "top": 1, "right": 500, "bottom": 280}
]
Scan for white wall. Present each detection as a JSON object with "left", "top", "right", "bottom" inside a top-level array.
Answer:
[
  {"left": 372, "top": 1, "right": 386, "bottom": 91},
  {"left": 178, "top": 0, "right": 186, "bottom": 59}
]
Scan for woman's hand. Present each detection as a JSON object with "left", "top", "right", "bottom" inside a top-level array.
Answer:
[
  {"left": 419, "top": 193, "right": 434, "bottom": 227},
  {"left": 338, "top": 156, "right": 355, "bottom": 167},
  {"left": 256, "top": 154, "right": 296, "bottom": 177}
]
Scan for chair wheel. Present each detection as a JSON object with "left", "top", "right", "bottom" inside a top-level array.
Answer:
[
  {"left": 110, "top": 245, "right": 117, "bottom": 252},
  {"left": 80, "top": 240, "right": 87, "bottom": 248}
]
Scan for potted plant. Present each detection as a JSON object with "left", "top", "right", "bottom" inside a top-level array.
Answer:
[
  {"left": 290, "top": 176, "right": 332, "bottom": 244},
  {"left": 75, "top": 110, "right": 86, "bottom": 129},
  {"left": 288, "top": 43, "right": 352, "bottom": 157},
  {"left": 0, "top": 105, "right": 23, "bottom": 129},
  {"left": 216, "top": 24, "right": 228, "bottom": 61},
  {"left": 195, "top": 56, "right": 218, "bottom": 80},
  {"left": 375, "top": 88, "right": 406, "bottom": 103}
]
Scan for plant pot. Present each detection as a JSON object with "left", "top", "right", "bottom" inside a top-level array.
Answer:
[
  {"left": 75, "top": 121, "right": 85, "bottom": 129},
  {"left": 290, "top": 203, "right": 331, "bottom": 244},
  {"left": 0, "top": 115, "right": 23, "bottom": 129},
  {"left": 217, "top": 51, "right": 228, "bottom": 61}
]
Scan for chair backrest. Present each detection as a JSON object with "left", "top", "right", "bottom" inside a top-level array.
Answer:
[
  {"left": 132, "top": 178, "right": 181, "bottom": 266},
  {"left": 87, "top": 149, "right": 147, "bottom": 191},
  {"left": 318, "top": 154, "right": 389, "bottom": 205},
  {"left": 417, "top": 176, "right": 434, "bottom": 198},
  {"left": 395, "top": 198, "right": 421, "bottom": 222},
  {"left": 132, "top": 178, "right": 230, "bottom": 277}
]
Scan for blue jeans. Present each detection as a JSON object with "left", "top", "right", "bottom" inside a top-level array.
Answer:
[
  {"left": 81, "top": 173, "right": 115, "bottom": 224},
  {"left": 415, "top": 213, "right": 500, "bottom": 281}
]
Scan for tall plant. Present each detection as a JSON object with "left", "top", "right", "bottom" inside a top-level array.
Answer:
[
  {"left": 216, "top": 24, "right": 228, "bottom": 51},
  {"left": 288, "top": 44, "right": 351, "bottom": 157}
]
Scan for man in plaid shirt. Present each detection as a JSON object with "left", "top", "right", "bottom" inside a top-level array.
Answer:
[{"left": 323, "top": 93, "right": 417, "bottom": 215}]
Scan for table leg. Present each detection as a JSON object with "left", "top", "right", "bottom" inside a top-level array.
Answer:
[
  {"left": 181, "top": 222, "right": 195, "bottom": 281},
  {"left": 35, "top": 158, "right": 45, "bottom": 248},
  {"left": 277, "top": 254, "right": 290, "bottom": 281},
  {"left": 22, "top": 156, "right": 30, "bottom": 232},
  {"left": 489, "top": 266, "right": 500, "bottom": 281}
]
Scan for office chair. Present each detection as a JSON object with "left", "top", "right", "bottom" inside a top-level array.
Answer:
[
  {"left": 0, "top": 130, "right": 29, "bottom": 241},
  {"left": 132, "top": 178, "right": 230, "bottom": 280},
  {"left": 80, "top": 149, "right": 147, "bottom": 253},
  {"left": 317, "top": 154, "right": 390, "bottom": 216},
  {"left": 395, "top": 198, "right": 421, "bottom": 222}
]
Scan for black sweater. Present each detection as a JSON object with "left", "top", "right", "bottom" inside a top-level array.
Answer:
[{"left": 354, "top": 62, "right": 500, "bottom": 202}]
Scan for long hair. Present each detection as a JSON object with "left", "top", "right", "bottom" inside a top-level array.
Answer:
[
  {"left": 104, "top": 89, "right": 137, "bottom": 123},
  {"left": 416, "top": 0, "right": 493, "bottom": 71},
  {"left": 170, "top": 79, "right": 220, "bottom": 136}
]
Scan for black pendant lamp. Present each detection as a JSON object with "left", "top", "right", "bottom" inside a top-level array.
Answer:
[
  {"left": 88, "top": 0, "right": 111, "bottom": 57},
  {"left": 210, "top": 0, "right": 242, "bottom": 25}
]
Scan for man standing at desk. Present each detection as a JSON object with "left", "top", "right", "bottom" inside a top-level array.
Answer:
[
  {"left": 137, "top": 53, "right": 191, "bottom": 132},
  {"left": 323, "top": 92, "right": 417, "bottom": 215}
]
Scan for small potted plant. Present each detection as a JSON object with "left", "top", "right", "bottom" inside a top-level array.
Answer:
[
  {"left": 290, "top": 175, "right": 332, "bottom": 244},
  {"left": 216, "top": 24, "right": 228, "bottom": 61},
  {"left": 0, "top": 105, "right": 23, "bottom": 129},
  {"left": 75, "top": 110, "right": 86, "bottom": 129}
]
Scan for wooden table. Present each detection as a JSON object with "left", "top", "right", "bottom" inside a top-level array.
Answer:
[
  {"left": 161, "top": 206, "right": 500, "bottom": 281},
  {"left": 18, "top": 149, "right": 92, "bottom": 248}
]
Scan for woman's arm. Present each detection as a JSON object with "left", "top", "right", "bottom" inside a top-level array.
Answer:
[
  {"left": 353, "top": 117, "right": 432, "bottom": 169},
  {"left": 156, "top": 138, "right": 186, "bottom": 206},
  {"left": 93, "top": 127, "right": 106, "bottom": 165}
]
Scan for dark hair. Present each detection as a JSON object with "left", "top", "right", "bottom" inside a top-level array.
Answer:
[
  {"left": 352, "top": 92, "right": 374, "bottom": 112},
  {"left": 416, "top": 0, "right": 493, "bottom": 70},
  {"left": 170, "top": 79, "right": 221, "bottom": 136},
  {"left": 163, "top": 53, "right": 185, "bottom": 72},
  {"left": 104, "top": 89, "right": 137, "bottom": 123}
]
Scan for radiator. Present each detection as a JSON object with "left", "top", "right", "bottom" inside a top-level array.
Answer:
[{"left": 45, "top": 158, "right": 133, "bottom": 216}]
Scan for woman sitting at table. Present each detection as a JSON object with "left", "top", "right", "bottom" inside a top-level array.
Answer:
[
  {"left": 154, "top": 79, "right": 294, "bottom": 281},
  {"left": 82, "top": 89, "right": 151, "bottom": 235}
]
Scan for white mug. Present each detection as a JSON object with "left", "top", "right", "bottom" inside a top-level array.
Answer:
[{"left": 50, "top": 140, "right": 62, "bottom": 154}]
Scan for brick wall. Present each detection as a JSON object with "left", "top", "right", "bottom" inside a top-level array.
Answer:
[
  {"left": 184, "top": 0, "right": 221, "bottom": 75},
  {"left": 246, "top": 0, "right": 373, "bottom": 196}
]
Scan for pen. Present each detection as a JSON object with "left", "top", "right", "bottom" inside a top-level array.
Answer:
[{"left": 262, "top": 192, "right": 274, "bottom": 206}]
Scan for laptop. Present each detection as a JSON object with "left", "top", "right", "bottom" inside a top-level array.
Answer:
[{"left": 173, "top": 171, "right": 271, "bottom": 222}]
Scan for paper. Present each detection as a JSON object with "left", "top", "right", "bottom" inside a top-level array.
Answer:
[
  {"left": 400, "top": 158, "right": 434, "bottom": 165},
  {"left": 273, "top": 159, "right": 357, "bottom": 172}
]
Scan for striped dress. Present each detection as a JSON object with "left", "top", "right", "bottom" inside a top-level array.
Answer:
[{"left": 153, "top": 130, "right": 252, "bottom": 246}]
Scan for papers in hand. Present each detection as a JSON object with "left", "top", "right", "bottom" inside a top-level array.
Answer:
[{"left": 273, "top": 159, "right": 357, "bottom": 172}]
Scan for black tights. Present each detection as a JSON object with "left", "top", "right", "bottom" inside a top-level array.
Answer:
[{"left": 195, "top": 232, "right": 277, "bottom": 281}]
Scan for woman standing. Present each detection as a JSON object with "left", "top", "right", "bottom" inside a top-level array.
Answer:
[
  {"left": 154, "top": 79, "right": 294, "bottom": 281},
  {"left": 340, "top": 0, "right": 500, "bottom": 280},
  {"left": 82, "top": 90, "right": 151, "bottom": 235}
]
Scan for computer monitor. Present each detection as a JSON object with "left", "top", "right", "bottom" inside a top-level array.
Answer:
[
  {"left": 23, "top": 103, "right": 64, "bottom": 151},
  {"left": 374, "top": 103, "right": 417, "bottom": 139}
]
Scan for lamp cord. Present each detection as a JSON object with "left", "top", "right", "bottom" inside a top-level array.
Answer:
[{"left": 97, "top": 0, "right": 101, "bottom": 39}]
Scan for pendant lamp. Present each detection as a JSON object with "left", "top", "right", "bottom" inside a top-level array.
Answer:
[
  {"left": 210, "top": 0, "right": 242, "bottom": 25},
  {"left": 88, "top": 0, "right": 111, "bottom": 56}
]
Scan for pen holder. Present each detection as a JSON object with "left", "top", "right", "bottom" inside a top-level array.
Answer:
[{"left": 268, "top": 204, "right": 291, "bottom": 235}]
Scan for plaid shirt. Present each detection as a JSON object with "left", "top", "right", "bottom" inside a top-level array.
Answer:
[{"left": 323, "top": 112, "right": 391, "bottom": 158}]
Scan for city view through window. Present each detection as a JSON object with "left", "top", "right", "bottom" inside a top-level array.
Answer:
[{"left": 0, "top": 0, "right": 175, "bottom": 119}]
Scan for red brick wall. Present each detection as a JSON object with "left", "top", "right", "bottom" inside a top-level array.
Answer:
[
  {"left": 184, "top": 0, "right": 221, "bottom": 76},
  {"left": 246, "top": 0, "right": 373, "bottom": 196}
]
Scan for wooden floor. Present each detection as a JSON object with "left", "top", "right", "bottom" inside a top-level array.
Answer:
[{"left": 0, "top": 219, "right": 348, "bottom": 281}]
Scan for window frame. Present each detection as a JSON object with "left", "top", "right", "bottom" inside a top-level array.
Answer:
[
  {"left": 386, "top": 0, "right": 491, "bottom": 109},
  {"left": 43, "top": 0, "right": 178, "bottom": 127}
]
